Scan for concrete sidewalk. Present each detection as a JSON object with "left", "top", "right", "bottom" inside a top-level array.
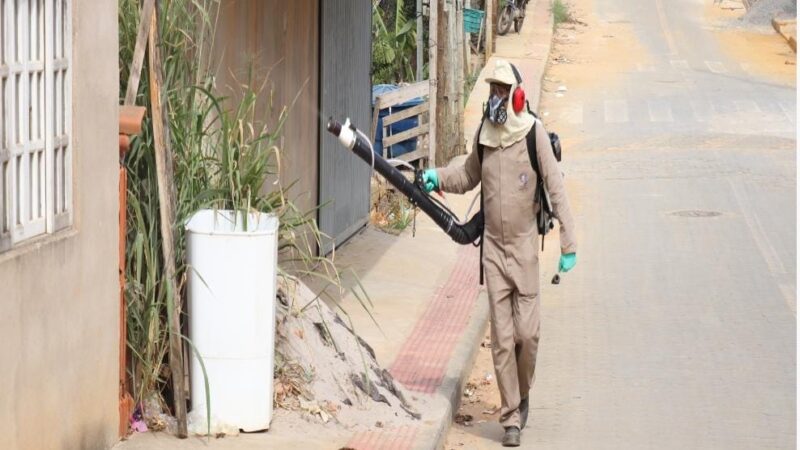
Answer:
[{"left": 115, "top": 0, "right": 554, "bottom": 448}]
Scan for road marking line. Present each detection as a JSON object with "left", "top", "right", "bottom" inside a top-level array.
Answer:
[
  {"left": 705, "top": 61, "right": 727, "bottom": 74},
  {"left": 636, "top": 63, "right": 656, "bottom": 72},
  {"left": 647, "top": 100, "right": 674, "bottom": 122},
  {"left": 690, "top": 100, "right": 714, "bottom": 122},
  {"left": 655, "top": 0, "right": 679, "bottom": 56},
  {"left": 734, "top": 100, "right": 761, "bottom": 114},
  {"left": 779, "top": 283, "right": 796, "bottom": 317},
  {"left": 561, "top": 103, "right": 583, "bottom": 125},
  {"left": 778, "top": 101, "right": 796, "bottom": 123},
  {"left": 728, "top": 179, "right": 786, "bottom": 276},
  {"left": 670, "top": 59, "right": 689, "bottom": 70},
  {"left": 604, "top": 100, "right": 628, "bottom": 123},
  {"left": 711, "top": 99, "right": 736, "bottom": 115}
]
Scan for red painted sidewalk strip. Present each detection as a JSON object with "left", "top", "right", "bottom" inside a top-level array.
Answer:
[
  {"left": 346, "top": 426, "right": 417, "bottom": 450},
  {"left": 346, "top": 245, "right": 481, "bottom": 449},
  {"left": 389, "top": 244, "right": 480, "bottom": 393}
]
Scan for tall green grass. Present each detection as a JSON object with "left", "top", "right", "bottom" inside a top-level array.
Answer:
[
  {"left": 552, "top": 0, "right": 574, "bottom": 27},
  {"left": 119, "top": 0, "right": 373, "bottom": 420}
]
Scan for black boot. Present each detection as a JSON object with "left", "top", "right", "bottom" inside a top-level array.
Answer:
[
  {"left": 520, "top": 397, "right": 529, "bottom": 429},
  {"left": 502, "top": 426, "right": 521, "bottom": 447}
]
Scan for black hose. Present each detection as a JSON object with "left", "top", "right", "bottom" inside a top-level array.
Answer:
[{"left": 326, "top": 118, "right": 483, "bottom": 245}]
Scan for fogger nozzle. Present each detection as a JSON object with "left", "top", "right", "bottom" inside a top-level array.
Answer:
[
  {"left": 327, "top": 118, "right": 342, "bottom": 137},
  {"left": 327, "top": 117, "right": 357, "bottom": 150},
  {"left": 325, "top": 117, "right": 483, "bottom": 246}
]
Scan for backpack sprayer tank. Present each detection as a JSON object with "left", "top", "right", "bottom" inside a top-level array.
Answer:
[{"left": 326, "top": 118, "right": 483, "bottom": 246}]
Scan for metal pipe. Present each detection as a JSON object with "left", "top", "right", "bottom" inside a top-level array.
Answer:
[{"left": 326, "top": 117, "right": 483, "bottom": 245}]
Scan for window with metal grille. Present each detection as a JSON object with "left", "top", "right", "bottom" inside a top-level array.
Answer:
[{"left": 0, "top": 0, "right": 71, "bottom": 253}]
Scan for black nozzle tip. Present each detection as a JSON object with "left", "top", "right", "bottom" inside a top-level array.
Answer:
[{"left": 327, "top": 118, "right": 342, "bottom": 137}]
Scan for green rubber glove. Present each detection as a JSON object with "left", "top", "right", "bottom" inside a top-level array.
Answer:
[
  {"left": 559, "top": 253, "right": 577, "bottom": 273},
  {"left": 422, "top": 169, "right": 440, "bottom": 193}
]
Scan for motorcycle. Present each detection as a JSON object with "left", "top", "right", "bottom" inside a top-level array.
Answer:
[{"left": 497, "top": 0, "right": 529, "bottom": 36}]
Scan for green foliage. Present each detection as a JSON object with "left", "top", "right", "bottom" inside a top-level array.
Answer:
[{"left": 372, "top": 0, "right": 419, "bottom": 84}]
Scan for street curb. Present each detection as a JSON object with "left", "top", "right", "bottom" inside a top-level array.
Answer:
[
  {"left": 772, "top": 18, "right": 797, "bottom": 53},
  {"left": 414, "top": 291, "right": 489, "bottom": 450},
  {"left": 416, "top": 0, "right": 557, "bottom": 448}
]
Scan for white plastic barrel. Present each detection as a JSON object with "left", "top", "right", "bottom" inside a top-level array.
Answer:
[{"left": 185, "top": 209, "right": 279, "bottom": 432}]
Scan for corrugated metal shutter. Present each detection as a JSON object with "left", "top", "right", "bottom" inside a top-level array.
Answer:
[{"left": 319, "top": 0, "right": 371, "bottom": 254}]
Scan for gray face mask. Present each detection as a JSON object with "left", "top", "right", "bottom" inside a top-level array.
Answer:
[{"left": 486, "top": 94, "right": 508, "bottom": 125}]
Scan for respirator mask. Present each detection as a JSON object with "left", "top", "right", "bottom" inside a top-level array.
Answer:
[{"left": 486, "top": 94, "right": 509, "bottom": 125}]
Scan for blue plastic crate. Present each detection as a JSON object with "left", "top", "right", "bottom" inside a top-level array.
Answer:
[
  {"left": 372, "top": 85, "right": 424, "bottom": 158},
  {"left": 464, "top": 8, "right": 485, "bottom": 34}
]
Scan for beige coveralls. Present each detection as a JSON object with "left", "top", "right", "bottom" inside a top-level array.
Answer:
[{"left": 437, "top": 119, "right": 576, "bottom": 428}]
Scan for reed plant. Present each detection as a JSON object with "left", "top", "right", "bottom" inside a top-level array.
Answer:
[{"left": 119, "top": 0, "right": 374, "bottom": 421}]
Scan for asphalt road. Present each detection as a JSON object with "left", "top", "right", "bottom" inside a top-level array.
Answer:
[
  {"left": 534, "top": 0, "right": 796, "bottom": 448},
  {"left": 450, "top": 0, "right": 796, "bottom": 448}
]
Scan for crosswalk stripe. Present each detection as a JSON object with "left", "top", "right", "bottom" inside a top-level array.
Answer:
[
  {"left": 690, "top": 100, "right": 714, "bottom": 122},
  {"left": 648, "top": 100, "right": 674, "bottom": 122},
  {"left": 705, "top": 61, "right": 727, "bottom": 74},
  {"left": 778, "top": 101, "right": 796, "bottom": 123},
  {"left": 561, "top": 103, "right": 583, "bottom": 125},
  {"left": 670, "top": 60, "right": 689, "bottom": 70},
  {"left": 636, "top": 63, "right": 656, "bottom": 72},
  {"left": 604, "top": 100, "right": 628, "bottom": 123},
  {"left": 712, "top": 99, "right": 736, "bottom": 115},
  {"left": 734, "top": 100, "right": 761, "bottom": 114}
]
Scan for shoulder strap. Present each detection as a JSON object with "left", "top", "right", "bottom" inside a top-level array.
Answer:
[
  {"left": 476, "top": 121, "right": 485, "bottom": 165},
  {"left": 526, "top": 100, "right": 537, "bottom": 118},
  {"left": 526, "top": 120, "right": 540, "bottom": 177},
  {"left": 474, "top": 120, "right": 485, "bottom": 285}
]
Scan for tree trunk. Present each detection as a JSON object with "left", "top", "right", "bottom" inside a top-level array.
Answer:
[{"left": 435, "top": 0, "right": 466, "bottom": 167}]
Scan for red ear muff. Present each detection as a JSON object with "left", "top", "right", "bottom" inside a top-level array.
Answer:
[
  {"left": 512, "top": 87, "right": 526, "bottom": 113},
  {"left": 509, "top": 63, "right": 526, "bottom": 113}
]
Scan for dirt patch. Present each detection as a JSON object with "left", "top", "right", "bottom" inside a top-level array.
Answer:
[
  {"left": 539, "top": 0, "right": 649, "bottom": 148},
  {"left": 704, "top": 1, "right": 796, "bottom": 83},
  {"left": 444, "top": 331, "right": 502, "bottom": 449},
  {"left": 542, "top": 0, "right": 648, "bottom": 93},
  {"left": 370, "top": 178, "right": 416, "bottom": 235},
  {"left": 716, "top": 27, "right": 796, "bottom": 85}
]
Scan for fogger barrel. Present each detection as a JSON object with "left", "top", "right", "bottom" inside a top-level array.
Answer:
[{"left": 326, "top": 118, "right": 482, "bottom": 245}]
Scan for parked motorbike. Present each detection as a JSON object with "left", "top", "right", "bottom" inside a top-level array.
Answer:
[{"left": 497, "top": 0, "right": 529, "bottom": 36}]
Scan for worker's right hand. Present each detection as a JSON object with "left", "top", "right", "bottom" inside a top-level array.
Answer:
[{"left": 422, "top": 169, "right": 440, "bottom": 193}]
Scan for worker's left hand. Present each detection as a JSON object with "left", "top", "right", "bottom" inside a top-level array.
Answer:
[{"left": 559, "top": 253, "right": 577, "bottom": 272}]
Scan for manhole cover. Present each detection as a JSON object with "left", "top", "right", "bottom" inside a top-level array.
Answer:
[{"left": 669, "top": 210, "right": 722, "bottom": 218}]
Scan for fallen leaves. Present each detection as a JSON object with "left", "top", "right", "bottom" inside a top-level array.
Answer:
[
  {"left": 300, "top": 399, "right": 332, "bottom": 424},
  {"left": 274, "top": 358, "right": 313, "bottom": 410},
  {"left": 462, "top": 382, "right": 478, "bottom": 400},
  {"left": 454, "top": 413, "right": 474, "bottom": 426}
]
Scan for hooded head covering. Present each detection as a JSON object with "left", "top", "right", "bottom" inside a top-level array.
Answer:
[{"left": 479, "top": 59, "right": 536, "bottom": 148}]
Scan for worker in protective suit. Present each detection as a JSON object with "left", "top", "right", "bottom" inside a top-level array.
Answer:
[{"left": 421, "top": 59, "right": 577, "bottom": 447}]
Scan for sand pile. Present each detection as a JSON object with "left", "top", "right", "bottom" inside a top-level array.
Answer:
[
  {"left": 741, "top": 0, "right": 796, "bottom": 26},
  {"left": 273, "top": 276, "right": 423, "bottom": 430}
]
